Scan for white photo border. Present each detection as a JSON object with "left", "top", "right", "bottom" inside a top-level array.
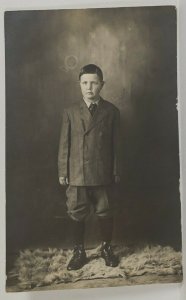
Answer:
[{"left": 0, "top": 0, "right": 185, "bottom": 300}]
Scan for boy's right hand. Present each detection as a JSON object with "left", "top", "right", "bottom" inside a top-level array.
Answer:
[{"left": 59, "top": 177, "right": 69, "bottom": 185}]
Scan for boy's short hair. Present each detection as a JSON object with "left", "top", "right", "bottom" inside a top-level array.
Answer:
[{"left": 79, "top": 64, "right": 103, "bottom": 81}]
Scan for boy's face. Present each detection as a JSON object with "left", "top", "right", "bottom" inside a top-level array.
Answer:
[{"left": 79, "top": 73, "right": 104, "bottom": 101}]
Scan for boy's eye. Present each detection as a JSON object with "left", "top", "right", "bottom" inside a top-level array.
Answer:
[{"left": 81, "top": 81, "right": 99, "bottom": 85}]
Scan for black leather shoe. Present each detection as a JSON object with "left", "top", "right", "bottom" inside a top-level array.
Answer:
[
  {"left": 101, "top": 242, "right": 119, "bottom": 267},
  {"left": 67, "top": 245, "right": 87, "bottom": 271}
]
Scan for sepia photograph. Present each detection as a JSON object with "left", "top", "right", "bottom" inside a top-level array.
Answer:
[{"left": 5, "top": 5, "right": 182, "bottom": 292}]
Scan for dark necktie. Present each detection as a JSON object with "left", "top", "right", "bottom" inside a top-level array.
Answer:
[{"left": 89, "top": 103, "right": 97, "bottom": 116}]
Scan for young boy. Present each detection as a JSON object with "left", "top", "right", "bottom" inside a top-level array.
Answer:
[{"left": 58, "top": 64, "right": 121, "bottom": 270}]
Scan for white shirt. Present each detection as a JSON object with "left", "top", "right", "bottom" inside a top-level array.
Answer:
[{"left": 83, "top": 97, "right": 100, "bottom": 108}]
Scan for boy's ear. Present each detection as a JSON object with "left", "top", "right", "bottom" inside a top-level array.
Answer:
[{"left": 101, "top": 81, "right": 105, "bottom": 88}]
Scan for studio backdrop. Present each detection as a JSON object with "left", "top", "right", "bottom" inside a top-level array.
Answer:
[{"left": 5, "top": 6, "right": 181, "bottom": 254}]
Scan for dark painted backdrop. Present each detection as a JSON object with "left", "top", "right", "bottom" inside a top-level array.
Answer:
[{"left": 5, "top": 6, "right": 181, "bottom": 253}]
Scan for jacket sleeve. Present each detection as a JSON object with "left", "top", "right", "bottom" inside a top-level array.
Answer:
[
  {"left": 58, "top": 109, "right": 71, "bottom": 178},
  {"left": 113, "top": 108, "right": 121, "bottom": 177}
]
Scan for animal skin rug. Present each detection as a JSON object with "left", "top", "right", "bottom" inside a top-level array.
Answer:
[{"left": 9, "top": 245, "right": 182, "bottom": 290}]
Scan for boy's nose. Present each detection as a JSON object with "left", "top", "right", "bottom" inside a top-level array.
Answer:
[{"left": 87, "top": 82, "right": 92, "bottom": 90}]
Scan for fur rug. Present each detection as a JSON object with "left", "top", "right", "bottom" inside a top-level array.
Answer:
[{"left": 8, "top": 245, "right": 182, "bottom": 290}]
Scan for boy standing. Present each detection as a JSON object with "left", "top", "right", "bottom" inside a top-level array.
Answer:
[{"left": 58, "top": 64, "right": 120, "bottom": 270}]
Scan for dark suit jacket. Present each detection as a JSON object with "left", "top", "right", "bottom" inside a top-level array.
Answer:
[{"left": 58, "top": 97, "right": 121, "bottom": 186}]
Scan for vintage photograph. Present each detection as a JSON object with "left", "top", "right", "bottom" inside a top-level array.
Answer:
[{"left": 5, "top": 5, "right": 182, "bottom": 292}]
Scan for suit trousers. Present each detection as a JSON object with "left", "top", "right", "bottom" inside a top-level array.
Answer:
[{"left": 66, "top": 185, "right": 114, "bottom": 221}]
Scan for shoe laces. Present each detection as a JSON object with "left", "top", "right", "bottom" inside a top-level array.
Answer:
[
  {"left": 102, "top": 244, "right": 114, "bottom": 257},
  {"left": 73, "top": 246, "right": 84, "bottom": 259}
]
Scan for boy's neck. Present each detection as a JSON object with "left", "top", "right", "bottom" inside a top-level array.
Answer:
[{"left": 83, "top": 96, "right": 101, "bottom": 103}]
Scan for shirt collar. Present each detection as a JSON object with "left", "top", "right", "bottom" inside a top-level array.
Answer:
[{"left": 83, "top": 97, "right": 100, "bottom": 108}]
